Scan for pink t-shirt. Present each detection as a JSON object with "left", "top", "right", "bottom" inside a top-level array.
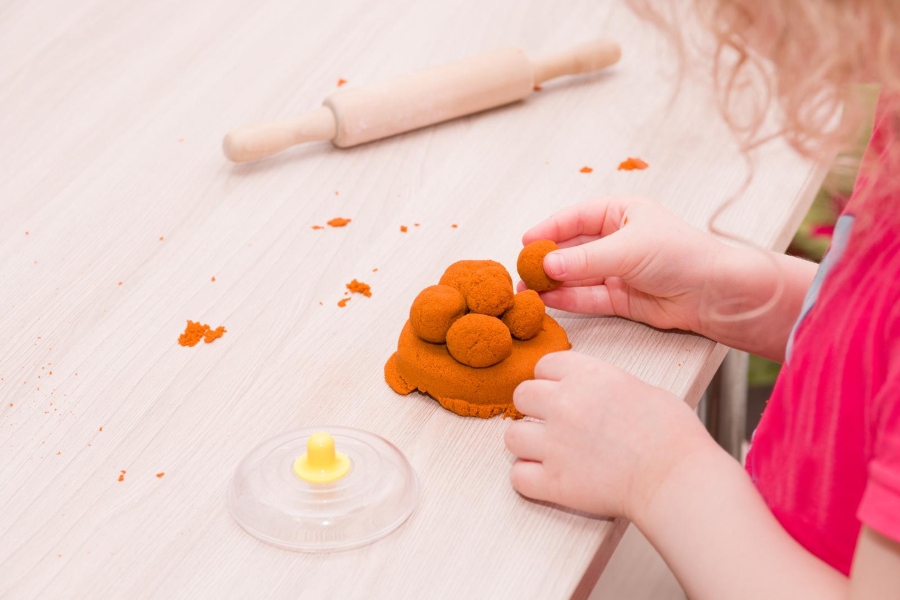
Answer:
[{"left": 745, "top": 98, "right": 900, "bottom": 576}]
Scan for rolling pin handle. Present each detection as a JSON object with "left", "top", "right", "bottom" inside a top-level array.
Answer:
[
  {"left": 531, "top": 39, "right": 622, "bottom": 86},
  {"left": 222, "top": 106, "right": 337, "bottom": 163}
]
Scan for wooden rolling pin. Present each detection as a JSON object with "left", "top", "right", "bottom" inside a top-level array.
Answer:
[{"left": 223, "top": 39, "right": 621, "bottom": 162}]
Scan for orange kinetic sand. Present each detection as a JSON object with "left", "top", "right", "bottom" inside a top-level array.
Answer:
[
  {"left": 327, "top": 217, "right": 351, "bottom": 227},
  {"left": 517, "top": 240, "right": 563, "bottom": 292},
  {"left": 178, "top": 321, "right": 226, "bottom": 347},
  {"left": 385, "top": 260, "right": 571, "bottom": 418},
  {"left": 439, "top": 260, "right": 513, "bottom": 316},
  {"left": 446, "top": 314, "right": 512, "bottom": 367},
  {"left": 501, "top": 290, "right": 545, "bottom": 340},
  {"left": 409, "top": 285, "right": 466, "bottom": 343},
  {"left": 346, "top": 279, "right": 372, "bottom": 297},
  {"left": 618, "top": 157, "right": 649, "bottom": 170}
]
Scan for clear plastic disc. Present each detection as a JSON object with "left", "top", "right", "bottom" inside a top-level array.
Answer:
[{"left": 227, "top": 427, "right": 418, "bottom": 552}]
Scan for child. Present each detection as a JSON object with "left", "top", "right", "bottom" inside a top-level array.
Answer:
[{"left": 503, "top": 2, "right": 900, "bottom": 598}]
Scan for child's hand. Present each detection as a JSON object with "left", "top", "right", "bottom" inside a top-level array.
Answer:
[
  {"left": 504, "top": 351, "right": 711, "bottom": 519},
  {"left": 522, "top": 197, "right": 724, "bottom": 334}
]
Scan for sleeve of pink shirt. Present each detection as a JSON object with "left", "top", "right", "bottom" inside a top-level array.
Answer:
[{"left": 858, "top": 302, "right": 900, "bottom": 542}]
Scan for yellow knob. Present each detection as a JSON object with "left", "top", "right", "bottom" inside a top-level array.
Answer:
[{"left": 292, "top": 432, "right": 351, "bottom": 483}]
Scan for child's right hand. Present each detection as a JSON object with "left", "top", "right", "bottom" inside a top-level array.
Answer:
[{"left": 522, "top": 196, "right": 725, "bottom": 334}]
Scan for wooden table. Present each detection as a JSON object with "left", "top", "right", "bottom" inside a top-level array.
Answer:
[{"left": 0, "top": 1, "right": 825, "bottom": 598}]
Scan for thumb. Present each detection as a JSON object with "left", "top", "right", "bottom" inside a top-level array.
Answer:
[{"left": 544, "top": 232, "right": 634, "bottom": 282}]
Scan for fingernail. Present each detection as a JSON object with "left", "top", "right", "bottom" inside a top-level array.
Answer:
[{"left": 545, "top": 252, "right": 564, "bottom": 276}]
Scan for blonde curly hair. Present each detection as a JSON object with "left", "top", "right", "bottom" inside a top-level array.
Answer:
[{"left": 628, "top": 0, "right": 899, "bottom": 196}]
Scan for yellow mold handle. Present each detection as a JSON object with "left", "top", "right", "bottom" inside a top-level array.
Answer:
[{"left": 293, "top": 432, "right": 351, "bottom": 483}]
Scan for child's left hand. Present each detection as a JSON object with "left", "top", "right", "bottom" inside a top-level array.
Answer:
[{"left": 504, "top": 351, "right": 713, "bottom": 520}]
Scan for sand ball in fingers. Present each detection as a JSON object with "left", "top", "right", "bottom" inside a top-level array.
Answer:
[{"left": 517, "top": 240, "right": 563, "bottom": 292}]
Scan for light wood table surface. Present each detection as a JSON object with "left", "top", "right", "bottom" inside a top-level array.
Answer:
[{"left": 0, "top": 1, "right": 825, "bottom": 598}]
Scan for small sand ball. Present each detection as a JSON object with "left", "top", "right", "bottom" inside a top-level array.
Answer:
[
  {"left": 439, "top": 260, "right": 510, "bottom": 295},
  {"left": 439, "top": 260, "right": 485, "bottom": 294},
  {"left": 501, "top": 290, "right": 546, "bottom": 340},
  {"left": 517, "top": 240, "right": 563, "bottom": 292},
  {"left": 446, "top": 314, "right": 512, "bottom": 368},
  {"left": 409, "top": 285, "right": 467, "bottom": 343},
  {"left": 465, "top": 265, "right": 514, "bottom": 316}
]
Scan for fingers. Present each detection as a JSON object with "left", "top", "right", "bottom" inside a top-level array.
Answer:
[
  {"left": 510, "top": 460, "right": 552, "bottom": 503},
  {"left": 533, "top": 351, "right": 574, "bottom": 381},
  {"left": 522, "top": 197, "right": 628, "bottom": 245},
  {"left": 535, "top": 351, "right": 607, "bottom": 381},
  {"left": 518, "top": 278, "right": 608, "bottom": 292},
  {"left": 503, "top": 421, "right": 547, "bottom": 462},
  {"left": 558, "top": 277, "right": 607, "bottom": 288},
  {"left": 556, "top": 234, "right": 602, "bottom": 249},
  {"left": 543, "top": 233, "right": 634, "bottom": 282},
  {"left": 538, "top": 285, "right": 616, "bottom": 316},
  {"left": 513, "top": 379, "right": 557, "bottom": 418}
]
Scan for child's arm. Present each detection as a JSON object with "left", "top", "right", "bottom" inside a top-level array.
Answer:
[
  {"left": 504, "top": 352, "right": 900, "bottom": 600},
  {"left": 637, "top": 436, "right": 900, "bottom": 600},
  {"left": 697, "top": 247, "right": 817, "bottom": 362},
  {"left": 525, "top": 197, "right": 818, "bottom": 362}
]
